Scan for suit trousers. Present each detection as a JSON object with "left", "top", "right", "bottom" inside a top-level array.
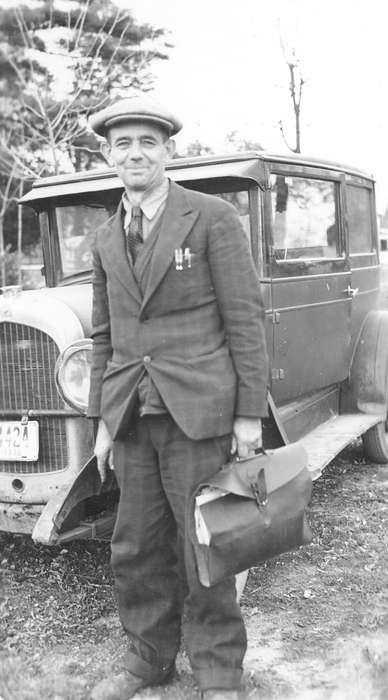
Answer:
[{"left": 111, "top": 413, "right": 247, "bottom": 691}]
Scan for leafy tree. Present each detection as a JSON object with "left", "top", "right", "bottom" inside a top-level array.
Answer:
[
  {"left": 381, "top": 206, "right": 388, "bottom": 230},
  {"left": 0, "top": 173, "right": 20, "bottom": 286},
  {"left": 225, "top": 131, "right": 264, "bottom": 152},
  {"left": 0, "top": 0, "right": 169, "bottom": 176},
  {"left": 181, "top": 133, "right": 264, "bottom": 160},
  {"left": 183, "top": 140, "right": 214, "bottom": 157},
  {"left": 0, "top": 0, "right": 170, "bottom": 284}
]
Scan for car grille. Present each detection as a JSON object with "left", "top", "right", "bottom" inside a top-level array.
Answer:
[
  {"left": 0, "top": 322, "right": 64, "bottom": 411},
  {"left": 0, "top": 322, "right": 68, "bottom": 474}
]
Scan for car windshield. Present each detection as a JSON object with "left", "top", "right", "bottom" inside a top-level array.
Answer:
[
  {"left": 56, "top": 203, "right": 114, "bottom": 278},
  {"left": 55, "top": 187, "right": 251, "bottom": 279}
]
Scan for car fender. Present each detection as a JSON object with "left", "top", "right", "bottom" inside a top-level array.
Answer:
[
  {"left": 348, "top": 310, "right": 388, "bottom": 414},
  {"left": 32, "top": 456, "right": 117, "bottom": 545}
]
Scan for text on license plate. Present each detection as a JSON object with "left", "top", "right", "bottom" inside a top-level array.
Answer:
[{"left": 0, "top": 421, "right": 39, "bottom": 461}]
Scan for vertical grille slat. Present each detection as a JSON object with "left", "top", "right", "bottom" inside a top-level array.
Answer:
[
  {"left": 0, "top": 322, "right": 68, "bottom": 474},
  {"left": 16, "top": 322, "right": 24, "bottom": 411},
  {"left": 40, "top": 328, "right": 47, "bottom": 410}
]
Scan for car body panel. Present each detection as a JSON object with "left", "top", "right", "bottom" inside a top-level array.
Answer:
[{"left": 1, "top": 150, "right": 384, "bottom": 541}]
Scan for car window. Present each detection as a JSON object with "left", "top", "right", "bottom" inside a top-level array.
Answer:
[
  {"left": 56, "top": 204, "right": 112, "bottom": 277},
  {"left": 346, "top": 185, "right": 374, "bottom": 254},
  {"left": 216, "top": 191, "right": 250, "bottom": 243},
  {"left": 270, "top": 174, "right": 338, "bottom": 260},
  {"left": 56, "top": 189, "right": 251, "bottom": 279}
]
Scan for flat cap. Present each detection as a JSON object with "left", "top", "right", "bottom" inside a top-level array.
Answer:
[{"left": 89, "top": 97, "right": 182, "bottom": 137}]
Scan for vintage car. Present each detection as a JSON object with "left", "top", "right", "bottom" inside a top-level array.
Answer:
[{"left": 1, "top": 151, "right": 387, "bottom": 545}]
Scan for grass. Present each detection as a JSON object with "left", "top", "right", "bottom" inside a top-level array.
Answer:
[{"left": 0, "top": 442, "right": 388, "bottom": 699}]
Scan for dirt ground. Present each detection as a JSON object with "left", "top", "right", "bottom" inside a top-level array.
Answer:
[{"left": 0, "top": 441, "right": 388, "bottom": 700}]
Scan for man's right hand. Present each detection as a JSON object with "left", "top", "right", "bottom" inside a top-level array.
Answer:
[{"left": 94, "top": 419, "right": 114, "bottom": 483}]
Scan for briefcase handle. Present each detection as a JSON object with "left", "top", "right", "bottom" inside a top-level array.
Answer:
[
  {"left": 208, "top": 442, "right": 308, "bottom": 503},
  {"left": 235, "top": 447, "right": 266, "bottom": 463}
]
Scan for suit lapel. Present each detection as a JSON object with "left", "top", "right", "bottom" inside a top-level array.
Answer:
[
  {"left": 100, "top": 203, "right": 143, "bottom": 306},
  {"left": 140, "top": 182, "right": 199, "bottom": 312}
]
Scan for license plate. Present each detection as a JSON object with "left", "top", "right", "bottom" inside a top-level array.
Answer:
[{"left": 0, "top": 421, "right": 39, "bottom": 461}]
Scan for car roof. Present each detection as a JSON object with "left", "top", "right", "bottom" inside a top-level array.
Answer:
[{"left": 19, "top": 150, "right": 374, "bottom": 205}]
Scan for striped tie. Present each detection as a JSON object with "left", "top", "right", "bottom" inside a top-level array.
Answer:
[{"left": 126, "top": 206, "right": 143, "bottom": 263}]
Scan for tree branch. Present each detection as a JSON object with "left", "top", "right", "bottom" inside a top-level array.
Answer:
[{"left": 278, "top": 119, "right": 298, "bottom": 154}]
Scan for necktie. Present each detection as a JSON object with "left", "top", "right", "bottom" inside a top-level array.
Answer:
[{"left": 126, "top": 206, "right": 143, "bottom": 263}]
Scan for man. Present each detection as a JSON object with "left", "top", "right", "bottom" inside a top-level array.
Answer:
[{"left": 87, "top": 97, "right": 269, "bottom": 700}]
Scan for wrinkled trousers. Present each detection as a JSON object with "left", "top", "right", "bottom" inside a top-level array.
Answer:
[{"left": 111, "top": 413, "right": 246, "bottom": 691}]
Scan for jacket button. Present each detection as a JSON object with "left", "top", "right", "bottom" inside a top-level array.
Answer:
[{"left": 143, "top": 355, "right": 151, "bottom": 364}]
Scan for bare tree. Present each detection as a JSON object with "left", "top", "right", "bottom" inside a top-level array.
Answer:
[{"left": 278, "top": 37, "right": 305, "bottom": 154}]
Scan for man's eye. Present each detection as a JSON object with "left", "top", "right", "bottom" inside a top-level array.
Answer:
[{"left": 142, "top": 139, "right": 156, "bottom": 146}]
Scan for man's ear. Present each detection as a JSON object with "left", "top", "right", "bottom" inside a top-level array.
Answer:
[
  {"left": 101, "top": 141, "right": 113, "bottom": 165},
  {"left": 166, "top": 139, "right": 176, "bottom": 158}
]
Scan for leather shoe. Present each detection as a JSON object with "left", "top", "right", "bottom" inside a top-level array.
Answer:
[
  {"left": 90, "top": 669, "right": 146, "bottom": 700},
  {"left": 90, "top": 666, "right": 174, "bottom": 700},
  {"left": 202, "top": 691, "right": 242, "bottom": 700}
]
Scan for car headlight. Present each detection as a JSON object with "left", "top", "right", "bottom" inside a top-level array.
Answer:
[{"left": 55, "top": 339, "right": 92, "bottom": 414}]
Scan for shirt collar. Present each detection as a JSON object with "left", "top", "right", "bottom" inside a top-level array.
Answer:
[{"left": 122, "top": 178, "right": 169, "bottom": 221}]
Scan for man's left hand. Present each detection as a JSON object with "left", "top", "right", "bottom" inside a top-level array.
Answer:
[{"left": 231, "top": 417, "right": 262, "bottom": 458}]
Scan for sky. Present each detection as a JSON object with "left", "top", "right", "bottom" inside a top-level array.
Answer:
[
  {"left": 117, "top": 0, "right": 388, "bottom": 212},
  {"left": 4, "top": 0, "right": 388, "bottom": 212}
]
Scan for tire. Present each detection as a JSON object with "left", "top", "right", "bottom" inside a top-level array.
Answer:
[{"left": 362, "top": 419, "right": 388, "bottom": 463}]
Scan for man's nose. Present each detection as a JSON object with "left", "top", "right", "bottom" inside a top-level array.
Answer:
[{"left": 127, "top": 141, "right": 143, "bottom": 159}]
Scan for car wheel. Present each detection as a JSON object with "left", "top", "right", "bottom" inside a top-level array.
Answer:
[{"left": 362, "top": 418, "right": 388, "bottom": 463}]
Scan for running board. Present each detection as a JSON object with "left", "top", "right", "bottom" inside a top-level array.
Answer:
[{"left": 299, "top": 412, "right": 385, "bottom": 480}]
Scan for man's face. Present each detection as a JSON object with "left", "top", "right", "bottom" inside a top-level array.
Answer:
[{"left": 104, "top": 121, "right": 174, "bottom": 193}]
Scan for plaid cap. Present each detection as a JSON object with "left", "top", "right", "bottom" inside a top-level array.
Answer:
[{"left": 89, "top": 97, "right": 183, "bottom": 137}]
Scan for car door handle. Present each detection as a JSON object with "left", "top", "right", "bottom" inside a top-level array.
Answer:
[{"left": 345, "top": 285, "right": 359, "bottom": 298}]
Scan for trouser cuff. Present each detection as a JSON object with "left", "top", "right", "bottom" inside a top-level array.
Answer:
[
  {"left": 196, "top": 666, "right": 243, "bottom": 691},
  {"left": 122, "top": 649, "right": 173, "bottom": 683}
]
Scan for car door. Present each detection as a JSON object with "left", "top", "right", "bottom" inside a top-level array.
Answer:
[
  {"left": 344, "top": 176, "right": 380, "bottom": 353},
  {"left": 266, "top": 165, "right": 352, "bottom": 405}
]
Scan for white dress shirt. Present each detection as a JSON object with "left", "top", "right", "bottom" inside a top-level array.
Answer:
[{"left": 122, "top": 178, "right": 170, "bottom": 241}]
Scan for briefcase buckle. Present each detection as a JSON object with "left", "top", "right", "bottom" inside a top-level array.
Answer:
[{"left": 251, "top": 467, "right": 268, "bottom": 507}]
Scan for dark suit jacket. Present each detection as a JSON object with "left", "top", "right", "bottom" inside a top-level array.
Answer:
[{"left": 87, "top": 181, "right": 268, "bottom": 441}]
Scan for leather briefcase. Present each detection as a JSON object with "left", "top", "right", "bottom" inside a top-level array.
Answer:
[{"left": 189, "top": 442, "right": 312, "bottom": 587}]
